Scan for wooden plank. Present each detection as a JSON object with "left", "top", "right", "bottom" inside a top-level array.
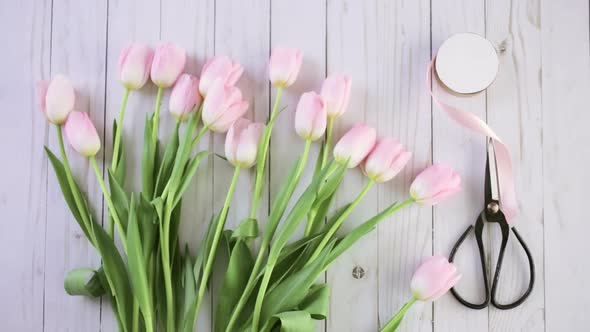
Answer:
[
  {"left": 0, "top": 0, "right": 51, "bottom": 330},
  {"left": 362, "top": 1, "right": 434, "bottom": 332},
  {"left": 213, "top": 0, "right": 270, "bottom": 231},
  {"left": 325, "top": 2, "right": 379, "bottom": 329},
  {"left": 209, "top": 1, "right": 270, "bottom": 330},
  {"left": 160, "top": 1, "right": 216, "bottom": 331},
  {"left": 43, "top": 0, "right": 107, "bottom": 331},
  {"left": 431, "top": 1, "right": 489, "bottom": 331},
  {"left": 269, "top": 0, "right": 326, "bottom": 217},
  {"left": 325, "top": 1, "right": 432, "bottom": 331},
  {"left": 486, "top": 0, "right": 545, "bottom": 330},
  {"left": 103, "top": 0, "right": 161, "bottom": 330},
  {"left": 541, "top": 0, "right": 590, "bottom": 329},
  {"left": 270, "top": 0, "right": 326, "bottom": 330}
]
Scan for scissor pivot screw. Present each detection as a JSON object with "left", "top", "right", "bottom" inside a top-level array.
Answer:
[{"left": 487, "top": 202, "right": 499, "bottom": 214}]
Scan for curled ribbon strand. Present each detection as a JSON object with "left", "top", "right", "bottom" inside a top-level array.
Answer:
[{"left": 427, "top": 58, "right": 518, "bottom": 224}]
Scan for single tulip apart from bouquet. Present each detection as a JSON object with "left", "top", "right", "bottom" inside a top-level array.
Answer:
[{"left": 41, "top": 42, "right": 462, "bottom": 332}]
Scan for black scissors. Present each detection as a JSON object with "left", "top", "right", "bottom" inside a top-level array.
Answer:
[{"left": 449, "top": 138, "right": 535, "bottom": 310}]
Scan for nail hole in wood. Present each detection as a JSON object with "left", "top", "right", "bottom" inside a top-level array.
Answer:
[{"left": 352, "top": 266, "right": 365, "bottom": 279}]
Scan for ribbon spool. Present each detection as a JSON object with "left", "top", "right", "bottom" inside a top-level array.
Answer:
[
  {"left": 428, "top": 33, "right": 518, "bottom": 223},
  {"left": 435, "top": 32, "right": 499, "bottom": 95}
]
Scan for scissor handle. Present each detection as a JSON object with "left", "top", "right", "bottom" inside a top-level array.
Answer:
[
  {"left": 449, "top": 214, "right": 490, "bottom": 310},
  {"left": 490, "top": 225, "right": 535, "bottom": 310}
]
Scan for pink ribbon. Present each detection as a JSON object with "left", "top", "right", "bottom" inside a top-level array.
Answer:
[{"left": 427, "top": 58, "right": 518, "bottom": 224}]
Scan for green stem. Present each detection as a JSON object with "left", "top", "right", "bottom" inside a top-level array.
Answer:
[
  {"left": 131, "top": 300, "right": 139, "bottom": 332},
  {"left": 251, "top": 258, "right": 275, "bottom": 331},
  {"left": 151, "top": 87, "right": 163, "bottom": 148},
  {"left": 224, "top": 139, "right": 311, "bottom": 332},
  {"left": 111, "top": 88, "right": 130, "bottom": 171},
  {"left": 160, "top": 199, "right": 175, "bottom": 332},
  {"left": 90, "top": 156, "right": 127, "bottom": 253},
  {"left": 56, "top": 125, "right": 96, "bottom": 245},
  {"left": 250, "top": 86, "right": 284, "bottom": 219},
  {"left": 307, "top": 179, "right": 375, "bottom": 264},
  {"left": 321, "top": 117, "right": 334, "bottom": 169},
  {"left": 193, "top": 167, "right": 241, "bottom": 325},
  {"left": 380, "top": 297, "right": 417, "bottom": 332},
  {"left": 190, "top": 125, "right": 209, "bottom": 149}
]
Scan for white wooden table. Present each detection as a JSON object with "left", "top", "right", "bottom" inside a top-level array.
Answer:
[{"left": 2, "top": 0, "right": 589, "bottom": 331}]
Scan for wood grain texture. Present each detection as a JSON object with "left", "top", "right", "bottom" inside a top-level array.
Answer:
[
  {"left": 486, "top": 0, "right": 545, "bottom": 330},
  {"left": 541, "top": 0, "right": 590, "bottom": 329},
  {"left": 43, "top": 1, "right": 108, "bottom": 331},
  {"left": 0, "top": 0, "right": 50, "bottom": 330},
  {"left": 2, "top": 0, "right": 589, "bottom": 331},
  {"left": 431, "top": 1, "right": 489, "bottom": 332}
]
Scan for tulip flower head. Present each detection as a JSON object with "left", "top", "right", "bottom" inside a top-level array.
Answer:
[
  {"left": 225, "top": 118, "right": 265, "bottom": 168},
  {"left": 333, "top": 124, "right": 377, "bottom": 168},
  {"left": 321, "top": 74, "right": 352, "bottom": 118},
  {"left": 199, "top": 56, "right": 244, "bottom": 96},
  {"left": 411, "top": 255, "right": 461, "bottom": 301},
  {"left": 295, "top": 92, "right": 327, "bottom": 141},
  {"left": 118, "top": 43, "right": 154, "bottom": 90},
  {"left": 269, "top": 46, "right": 303, "bottom": 87},
  {"left": 363, "top": 138, "right": 412, "bottom": 182},
  {"left": 169, "top": 74, "right": 201, "bottom": 121},
  {"left": 202, "top": 79, "right": 249, "bottom": 133},
  {"left": 150, "top": 42, "right": 186, "bottom": 88},
  {"left": 410, "top": 164, "right": 461, "bottom": 205},
  {"left": 41, "top": 74, "right": 75, "bottom": 125},
  {"left": 64, "top": 112, "right": 101, "bottom": 157}
]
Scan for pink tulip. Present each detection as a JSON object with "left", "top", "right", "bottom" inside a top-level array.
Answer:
[
  {"left": 169, "top": 74, "right": 201, "bottom": 121},
  {"left": 225, "top": 118, "right": 265, "bottom": 168},
  {"left": 410, "top": 164, "right": 461, "bottom": 205},
  {"left": 333, "top": 124, "right": 377, "bottom": 168},
  {"left": 295, "top": 92, "right": 327, "bottom": 141},
  {"left": 362, "top": 138, "right": 412, "bottom": 182},
  {"left": 269, "top": 46, "right": 303, "bottom": 87},
  {"left": 41, "top": 74, "right": 75, "bottom": 124},
  {"left": 199, "top": 56, "right": 244, "bottom": 96},
  {"left": 202, "top": 79, "right": 249, "bottom": 133},
  {"left": 118, "top": 43, "right": 154, "bottom": 90},
  {"left": 411, "top": 255, "right": 461, "bottom": 301},
  {"left": 150, "top": 42, "right": 186, "bottom": 88},
  {"left": 321, "top": 74, "right": 352, "bottom": 118},
  {"left": 64, "top": 112, "right": 101, "bottom": 157}
]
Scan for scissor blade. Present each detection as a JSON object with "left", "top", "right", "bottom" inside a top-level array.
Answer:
[{"left": 487, "top": 138, "right": 500, "bottom": 202}]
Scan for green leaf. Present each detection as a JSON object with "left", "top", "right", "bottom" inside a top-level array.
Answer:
[
  {"left": 137, "top": 193, "right": 158, "bottom": 259},
  {"left": 154, "top": 123, "right": 180, "bottom": 197},
  {"left": 315, "top": 162, "right": 346, "bottom": 203},
  {"left": 181, "top": 246, "right": 197, "bottom": 327},
  {"left": 63, "top": 267, "right": 105, "bottom": 297},
  {"left": 44, "top": 147, "right": 87, "bottom": 237},
  {"left": 108, "top": 169, "right": 129, "bottom": 230},
  {"left": 299, "top": 284, "right": 330, "bottom": 320},
  {"left": 270, "top": 161, "right": 344, "bottom": 257},
  {"left": 112, "top": 119, "right": 126, "bottom": 184},
  {"left": 326, "top": 201, "right": 399, "bottom": 267},
  {"left": 126, "top": 195, "right": 154, "bottom": 332},
  {"left": 263, "top": 157, "right": 304, "bottom": 244},
  {"left": 214, "top": 239, "right": 255, "bottom": 332},
  {"left": 231, "top": 218, "right": 259, "bottom": 240},
  {"left": 94, "top": 221, "right": 133, "bottom": 332},
  {"left": 270, "top": 233, "right": 326, "bottom": 287},
  {"left": 141, "top": 114, "right": 156, "bottom": 199},
  {"left": 172, "top": 150, "right": 210, "bottom": 208},
  {"left": 260, "top": 310, "right": 315, "bottom": 332},
  {"left": 260, "top": 241, "right": 335, "bottom": 325}
]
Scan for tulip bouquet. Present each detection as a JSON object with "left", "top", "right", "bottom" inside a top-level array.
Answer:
[{"left": 40, "top": 42, "right": 461, "bottom": 332}]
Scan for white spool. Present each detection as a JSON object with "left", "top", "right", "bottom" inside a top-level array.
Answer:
[{"left": 435, "top": 33, "right": 499, "bottom": 94}]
